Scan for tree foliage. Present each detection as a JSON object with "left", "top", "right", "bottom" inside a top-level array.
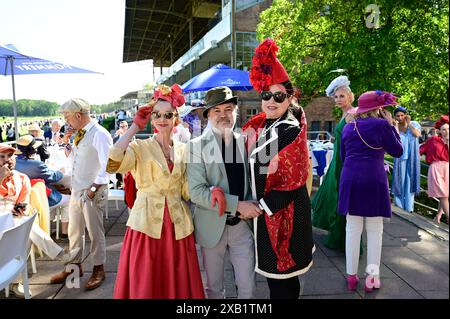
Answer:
[
  {"left": 0, "top": 99, "right": 60, "bottom": 116},
  {"left": 257, "top": 0, "right": 448, "bottom": 119}
]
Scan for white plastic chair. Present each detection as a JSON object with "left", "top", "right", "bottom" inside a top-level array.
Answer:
[
  {"left": 0, "top": 213, "right": 37, "bottom": 299},
  {"left": 107, "top": 175, "right": 125, "bottom": 219}
]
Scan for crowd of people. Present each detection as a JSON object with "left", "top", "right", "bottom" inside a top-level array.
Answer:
[{"left": 0, "top": 37, "right": 448, "bottom": 299}]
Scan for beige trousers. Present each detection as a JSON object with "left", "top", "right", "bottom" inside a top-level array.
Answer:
[{"left": 67, "top": 185, "right": 107, "bottom": 267}]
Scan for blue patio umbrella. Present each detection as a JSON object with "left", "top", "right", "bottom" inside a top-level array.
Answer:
[
  {"left": 0, "top": 44, "right": 101, "bottom": 140},
  {"left": 181, "top": 64, "right": 253, "bottom": 93}
]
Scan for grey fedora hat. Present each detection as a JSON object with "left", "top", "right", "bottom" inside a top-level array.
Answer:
[{"left": 203, "top": 86, "right": 238, "bottom": 118}]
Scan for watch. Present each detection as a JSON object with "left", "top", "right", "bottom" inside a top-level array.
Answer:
[{"left": 90, "top": 186, "right": 97, "bottom": 192}]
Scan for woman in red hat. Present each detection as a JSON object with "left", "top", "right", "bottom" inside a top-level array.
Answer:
[
  {"left": 107, "top": 84, "right": 206, "bottom": 299},
  {"left": 338, "top": 91, "right": 403, "bottom": 292},
  {"left": 420, "top": 115, "right": 449, "bottom": 223},
  {"left": 243, "top": 38, "right": 314, "bottom": 299}
]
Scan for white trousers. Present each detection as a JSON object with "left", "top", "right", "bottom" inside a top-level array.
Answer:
[
  {"left": 68, "top": 186, "right": 107, "bottom": 266},
  {"left": 346, "top": 215, "right": 383, "bottom": 277},
  {"left": 13, "top": 217, "right": 63, "bottom": 259},
  {"left": 201, "top": 221, "right": 255, "bottom": 299}
]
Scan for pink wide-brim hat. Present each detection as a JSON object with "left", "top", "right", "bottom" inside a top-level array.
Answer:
[{"left": 348, "top": 90, "right": 398, "bottom": 114}]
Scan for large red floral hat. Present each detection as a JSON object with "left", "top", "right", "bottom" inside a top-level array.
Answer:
[
  {"left": 249, "top": 38, "right": 290, "bottom": 92},
  {"left": 152, "top": 83, "right": 185, "bottom": 108}
]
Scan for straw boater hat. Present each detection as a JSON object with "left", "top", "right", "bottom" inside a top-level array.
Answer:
[
  {"left": 27, "top": 123, "right": 43, "bottom": 132},
  {"left": 15, "top": 135, "right": 43, "bottom": 155}
]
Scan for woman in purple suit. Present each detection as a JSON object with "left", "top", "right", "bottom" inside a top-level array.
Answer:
[{"left": 338, "top": 91, "right": 403, "bottom": 292}]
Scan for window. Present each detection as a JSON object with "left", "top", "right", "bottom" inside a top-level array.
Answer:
[
  {"left": 310, "top": 121, "right": 321, "bottom": 139},
  {"left": 246, "top": 108, "right": 258, "bottom": 120},
  {"left": 236, "top": 32, "right": 259, "bottom": 71},
  {"left": 325, "top": 121, "right": 335, "bottom": 133}
]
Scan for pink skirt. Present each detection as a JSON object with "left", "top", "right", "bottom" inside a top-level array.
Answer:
[
  {"left": 113, "top": 205, "right": 205, "bottom": 299},
  {"left": 427, "top": 161, "right": 449, "bottom": 198}
]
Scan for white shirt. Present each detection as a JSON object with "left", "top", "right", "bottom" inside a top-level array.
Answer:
[{"left": 73, "top": 120, "right": 112, "bottom": 185}]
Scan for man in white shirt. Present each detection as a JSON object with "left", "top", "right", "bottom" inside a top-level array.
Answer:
[{"left": 50, "top": 98, "right": 112, "bottom": 291}]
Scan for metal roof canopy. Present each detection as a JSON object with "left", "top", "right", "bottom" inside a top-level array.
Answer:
[{"left": 123, "top": 0, "right": 222, "bottom": 66}]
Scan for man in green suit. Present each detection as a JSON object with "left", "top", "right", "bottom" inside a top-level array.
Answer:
[{"left": 187, "top": 86, "right": 262, "bottom": 299}]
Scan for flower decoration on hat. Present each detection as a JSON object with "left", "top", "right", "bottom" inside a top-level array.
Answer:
[
  {"left": 434, "top": 115, "right": 449, "bottom": 130},
  {"left": 152, "top": 84, "right": 186, "bottom": 108},
  {"left": 249, "top": 38, "right": 290, "bottom": 92},
  {"left": 374, "top": 90, "right": 397, "bottom": 106}
]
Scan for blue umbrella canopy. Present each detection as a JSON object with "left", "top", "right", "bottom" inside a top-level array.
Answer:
[
  {"left": 0, "top": 44, "right": 101, "bottom": 140},
  {"left": 0, "top": 44, "right": 100, "bottom": 75},
  {"left": 181, "top": 64, "right": 253, "bottom": 93}
]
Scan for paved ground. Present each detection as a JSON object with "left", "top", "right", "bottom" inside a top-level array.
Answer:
[{"left": 2, "top": 199, "right": 448, "bottom": 299}]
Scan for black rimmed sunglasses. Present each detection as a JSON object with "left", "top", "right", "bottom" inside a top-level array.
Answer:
[
  {"left": 150, "top": 111, "right": 177, "bottom": 120},
  {"left": 261, "top": 91, "right": 290, "bottom": 103}
]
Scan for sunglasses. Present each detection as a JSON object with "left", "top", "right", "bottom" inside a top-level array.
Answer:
[
  {"left": 261, "top": 91, "right": 290, "bottom": 103},
  {"left": 150, "top": 111, "right": 177, "bottom": 120}
]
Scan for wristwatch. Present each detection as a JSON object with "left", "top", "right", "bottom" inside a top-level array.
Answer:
[{"left": 90, "top": 186, "right": 97, "bottom": 193}]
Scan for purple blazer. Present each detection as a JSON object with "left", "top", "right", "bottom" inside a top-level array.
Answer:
[{"left": 338, "top": 117, "right": 403, "bottom": 217}]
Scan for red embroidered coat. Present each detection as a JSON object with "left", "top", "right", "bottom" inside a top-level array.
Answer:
[{"left": 243, "top": 108, "right": 314, "bottom": 278}]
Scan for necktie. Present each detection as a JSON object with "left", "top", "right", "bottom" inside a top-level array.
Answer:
[{"left": 74, "top": 129, "right": 86, "bottom": 146}]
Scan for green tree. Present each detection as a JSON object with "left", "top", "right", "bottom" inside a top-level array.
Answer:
[{"left": 257, "top": 0, "right": 448, "bottom": 119}]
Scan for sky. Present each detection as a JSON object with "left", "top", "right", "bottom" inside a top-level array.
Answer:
[{"left": 0, "top": 0, "right": 165, "bottom": 105}]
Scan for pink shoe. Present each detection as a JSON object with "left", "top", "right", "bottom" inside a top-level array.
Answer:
[
  {"left": 364, "top": 276, "right": 381, "bottom": 292},
  {"left": 346, "top": 275, "right": 359, "bottom": 291}
]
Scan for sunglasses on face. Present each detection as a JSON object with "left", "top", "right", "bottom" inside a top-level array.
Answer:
[
  {"left": 151, "top": 111, "right": 177, "bottom": 120},
  {"left": 261, "top": 91, "right": 290, "bottom": 103}
]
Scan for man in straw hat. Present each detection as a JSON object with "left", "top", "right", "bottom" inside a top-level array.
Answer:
[
  {"left": 186, "top": 86, "right": 262, "bottom": 299},
  {"left": 27, "top": 123, "right": 50, "bottom": 162},
  {"left": 50, "top": 98, "right": 112, "bottom": 290}
]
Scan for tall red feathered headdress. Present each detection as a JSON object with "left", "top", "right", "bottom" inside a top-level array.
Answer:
[{"left": 249, "top": 38, "right": 290, "bottom": 92}]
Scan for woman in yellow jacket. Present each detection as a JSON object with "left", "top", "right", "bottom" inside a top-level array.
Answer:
[{"left": 107, "top": 84, "right": 205, "bottom": 299}]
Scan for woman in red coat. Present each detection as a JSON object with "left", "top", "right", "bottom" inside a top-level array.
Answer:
[{"left": 243, "top": 38, "right": 314, "bottom": 299}]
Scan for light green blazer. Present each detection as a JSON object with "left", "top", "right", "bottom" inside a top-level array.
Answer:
[{"left": 186, "top": 129, "right": 252, "bottom": 248}]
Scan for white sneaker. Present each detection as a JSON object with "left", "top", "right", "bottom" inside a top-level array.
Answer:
[{"left": 10, "top": 283, "right": 32, "bottom": 298}]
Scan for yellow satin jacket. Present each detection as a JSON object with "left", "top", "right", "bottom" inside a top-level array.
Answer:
[{"left": 107, "top": 137, "right": 193, "bottom": 240}]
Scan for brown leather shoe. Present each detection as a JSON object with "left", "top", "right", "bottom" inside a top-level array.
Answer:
[
  {"left": 84, "top": 264, "right": 105, "bottom": 290},
  {"left": 50, "top": 264, "right": 83, "bottom": 284}
]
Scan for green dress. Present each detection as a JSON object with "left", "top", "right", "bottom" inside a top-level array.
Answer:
[{"left": 312, "top": 117, "right": 347, "bottom": 251}]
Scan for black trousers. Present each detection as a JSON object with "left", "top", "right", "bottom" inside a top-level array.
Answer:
[{"left": 266, "top": 276, "right": 300, "bottom": 299}]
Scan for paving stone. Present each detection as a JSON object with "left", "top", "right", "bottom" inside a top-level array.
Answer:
[
  {"left": 106, "top": 222, "right": 128, "bottom": 236},
  {"left": 301, "top": 267, "right": 348, "bottom": 295},
  {"left": 329, "top": 256, "right": 399, "bottom": 279},
  {"left": 382, "top": 246, "right": 449, "bottom": 291},
  {"left": 418, "top": 290, "right": 449, "bottom": 299},
  {"left": 361, "top": 277, "right": 424, "bottom": 299},
  {"left": 312, "top": 248, "right": 334, "bottom": 268},
  {"left": 55, "top": 272, "right": 116, "bottom": 299},
  {"left": 105, "top": 236, "right": 124, "bottom": 252},
  {"left": 383, "top": 221, "right": 423, "bottom": 238}
]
